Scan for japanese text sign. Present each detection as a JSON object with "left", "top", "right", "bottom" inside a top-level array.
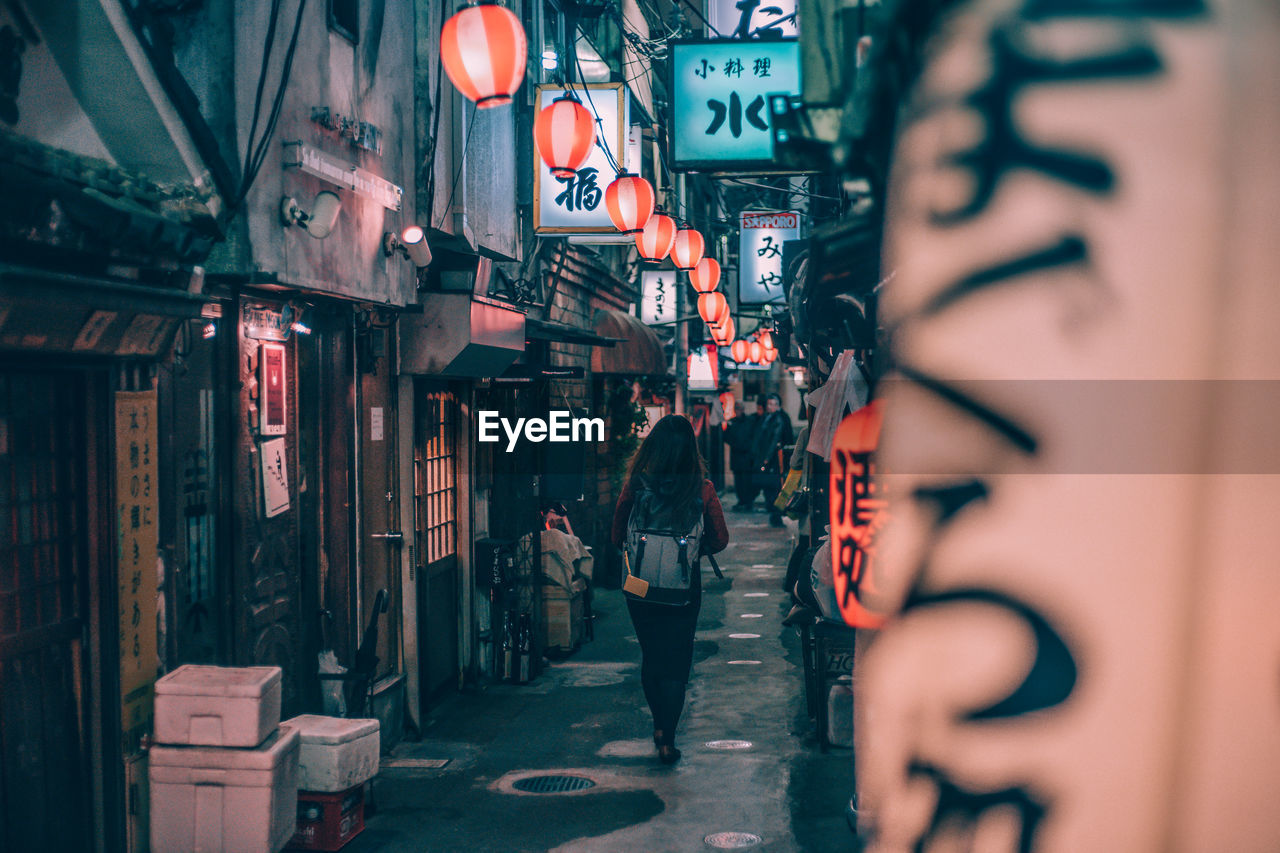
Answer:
[
  {"left": 641, "top": 270, "right": 679, "bottom": 326},
  {"left": 828, "top": 400, "right": 886, "bottom": 629},
  {"left": 739, "top": 210, "right": 800, "bottom": 304},
  {"left": 671, "top": 40, "right": 800, "bottom": 171},
  {"left": 709, "top": 0, "right": 797, "bottom": 40},
  {"left": 115, "top": 390, "right": 159, "bottom": 754},
  {"left": 534, "top": 83, "right": 632, "bottom": 234}
]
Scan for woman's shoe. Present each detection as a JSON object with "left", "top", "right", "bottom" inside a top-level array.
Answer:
[
  {"left": 658, "top": 745, "right": 682, "bottom": 765},
  {"left": 653, "top": 730, "right": 664, "bottom": 747}
]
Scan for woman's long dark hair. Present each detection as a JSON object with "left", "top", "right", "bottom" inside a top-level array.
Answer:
[{"left": 626, "top": 414, "right": 705, "bottom": 513}]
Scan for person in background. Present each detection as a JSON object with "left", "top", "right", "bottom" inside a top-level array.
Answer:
[
  {"left": 753, "top": 393, "right": 794, "bottom": 527},
  {"left": 725, "top": 397, "right": 762, "bottom": 510},
  {"left": 611, "top": 415, "right": 730, "bottom": 764}
]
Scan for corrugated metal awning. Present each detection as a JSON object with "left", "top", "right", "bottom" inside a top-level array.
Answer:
[{"left": 590, "top": 309, "right": 669, "bottom": 376}]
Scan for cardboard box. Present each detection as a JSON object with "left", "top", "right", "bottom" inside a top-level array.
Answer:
[{"left": 542, "top": 577, "right": 587, "bottom": 651}]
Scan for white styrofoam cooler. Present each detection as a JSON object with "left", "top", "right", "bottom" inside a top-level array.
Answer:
[
  {"left": 150, "top": 725, "right": 299, "bottom": 853},
  {"left": 154, "top": 664, "right": 282, "bottom": 747},
  {"left": 282, "top": 715, "right": 380, "bottom": 792}
]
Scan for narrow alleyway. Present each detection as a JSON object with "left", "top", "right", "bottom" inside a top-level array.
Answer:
[{"left": 352, "top": 508, "right": 853, "bottom": 852}]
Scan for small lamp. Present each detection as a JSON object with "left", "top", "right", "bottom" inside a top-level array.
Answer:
[
  {"left": 280, "top": 191, "right": 341, "bottom": 239},
  {"left": 384, "top": 225, "right": 433, "bottom": 267}
]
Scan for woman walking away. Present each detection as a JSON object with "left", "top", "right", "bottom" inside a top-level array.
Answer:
[{"left": 612, "top": 415, "right": 729, "bottom": 764}]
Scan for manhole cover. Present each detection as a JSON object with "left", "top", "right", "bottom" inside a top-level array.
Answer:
[
  {"left": 729, "top": 633, "right": 760, "bottom": 639},
  {"left": 705, "top": 739, "right": 753, "bottom": 750},
  {"left": 512, "top": 774, "right": 596, "bottom": 793},
  {"left": 705, "top": 831, "right": 763, "bottom": 848}
]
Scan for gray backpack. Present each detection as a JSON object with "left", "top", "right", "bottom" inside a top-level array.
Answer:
[{"left": 622, "top": 481, "right": 704, "bottom": 607}]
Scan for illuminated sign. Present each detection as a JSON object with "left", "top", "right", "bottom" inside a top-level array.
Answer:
[
  {"left": 670, "top": 40, "right": 801, "bottom": 172},
  {"left": 739, "top": 210, "right": 800, "bottom": 304},
  {"left": 828, "top": 400, "right": 887, "bottom": 629},
  {"left": 534, "top": 83, "right": 632, "bottom": 235},
  {"left": 640, "top": 270, "right": 678, "bottom": 326},
  {"left": 687, "top": 344, "right": 719, "bottom": 391},
  {"left": 708, "top": 0, "right": 797, "bottom": 40}
]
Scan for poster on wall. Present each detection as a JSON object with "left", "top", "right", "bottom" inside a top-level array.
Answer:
[
  {"left": 115, "top": 390, "right": 159, "bottom": 754},
  {"left": 640, "top": 270, "right": 679, "bottom": 326},
  {"left": 739, "top": 210, "right": 800, "bottom": 304},
  {"left": 259, "top": 342, "right": 287, "bottom": 435},
  {"left": 260, "top": 437, "right": 291, "bottom": 518},
  {"left": 670, "top": 40, "right": 801, "bottom": 172},
  {"left": 534, "top": 83, "right": 632, "bottom": 235}
]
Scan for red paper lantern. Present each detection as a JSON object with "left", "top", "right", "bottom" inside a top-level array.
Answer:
[
  {"left": 440, "top": 5, "right": 528, "bottom": 108},
  {"left": 762, "top": 344, "right": 778, "bottom": 364},
  {"left": 635, "top": 213, "right": 677, "bottom": 261},
  {"left": 689, "top": 257, "right": 720, "bottom": 293},
  {"left": 604, "top": 173, "right": 655, "bottom": 234},
  {"left": 671, "top": 228, "right": 705, "bottom": 271},
  {"left": 757, "top": 329, "right": 774, "bottom": 351},
  {"left": 712, "top": 316, "right": 734, "bottom": 345},
  {"left": 534, "top": 95, "right": 596, "bottom": 179},
  {"left": 749, "top": 340, "right": 763, "bottom": 363},
  {"left": 731, "top": 339, "right": 749, "bottom": 363},
  {"left": 697, "top": 292, "right": 728, "bottom": 325}
]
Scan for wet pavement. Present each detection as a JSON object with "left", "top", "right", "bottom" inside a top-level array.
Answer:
[{"left": 348, "top": 505, "right": 855, "bottom": 852}]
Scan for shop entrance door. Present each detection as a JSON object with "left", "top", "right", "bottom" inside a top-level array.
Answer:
[
  {"left": 414, "top": 382, "right": 459, "bottom": 706},
  {"left": 357, "top": 324, "right": 401, "bottom": 716},
  {"left": 0, "top": 369, "right": 94, "bottom": 851}
]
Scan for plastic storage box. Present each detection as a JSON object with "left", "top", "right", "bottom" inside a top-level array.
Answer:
[
  {"left": 287, "top": 785, "right": 365, "bottom": 851},
  {"left": 281, "top": 715, "right": 380, "bottom": 792},
  {"left": 150, "top": 725, "right": 300, "bottom": 853},
  {"left": 154, "top": 664, "right": 283, "bottom": 747}
]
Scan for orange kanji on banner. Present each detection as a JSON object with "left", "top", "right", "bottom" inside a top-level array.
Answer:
[{"left": 828, "top": 400, "right": 888, "bottom": 628}]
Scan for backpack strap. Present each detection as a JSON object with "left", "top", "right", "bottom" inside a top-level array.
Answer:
[{"left": 706, "top": 553, "right": 724, "bottom": 580}]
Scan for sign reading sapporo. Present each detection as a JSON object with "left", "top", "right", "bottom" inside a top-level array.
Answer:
[
  {"left": 671, "top": 40, "right": 800, "bottom": 171},
  {"left": 640, "top": 270, "right": 679, "bottom": 326},
  {"left": 739, "top": 210, "right": 800, "bottom": 304},
  {"left": 534, "top": 83, "right": 632, "bottom": 234}
]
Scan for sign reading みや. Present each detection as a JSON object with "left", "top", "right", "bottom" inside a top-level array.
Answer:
[{"left": 739, "top": 210, "right": 800, "bottom": 305}]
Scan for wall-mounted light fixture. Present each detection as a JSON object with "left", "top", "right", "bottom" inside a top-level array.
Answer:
[
  {"left": 383, "top": 225, "right": 433, "bottom": 268},
  {"left": 541, "top": 49, "right": 558, "bottom": 71},
  {"left": 280, "top": 191, "right": 342, "bottom": 238}
]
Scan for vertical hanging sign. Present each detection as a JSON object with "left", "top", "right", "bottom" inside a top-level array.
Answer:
[
  {"left": 116, "top": 390, "right": 159, "bottom": 754},
  {"left": 708, "top": 0, "right": 798, "bottom": 40},
  {"left": 640, "top": 270, "right": 679, "bottom": 325},
  {"left": 739, "top": 210, "right": 800, "bottom": 304}
]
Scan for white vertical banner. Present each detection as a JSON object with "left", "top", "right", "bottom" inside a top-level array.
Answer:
[
  {"left": 739, "top": 210, "right": 800, "bottom": 304},
  {"left": 640, "top": 270, "right": 679, "bottom": 326}
]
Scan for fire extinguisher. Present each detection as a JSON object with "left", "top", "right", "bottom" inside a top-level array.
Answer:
[
  {"left": 517, "top": 612, "right": 532, "bottom": 684},
  {"left": 501, "top": 610, "right": 516, "bottom": 682}
]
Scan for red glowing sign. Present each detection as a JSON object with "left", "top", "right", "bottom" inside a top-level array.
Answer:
[{"left": 828, "top": 400, "right": 887, "bottom": 629}]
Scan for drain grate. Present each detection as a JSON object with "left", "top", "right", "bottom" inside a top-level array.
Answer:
[
  {"left": 705, "top": 831, "right": 763, "bottom": 848},
  {"left": 512, "top": 774, "right": 596, "bottom": 793}
]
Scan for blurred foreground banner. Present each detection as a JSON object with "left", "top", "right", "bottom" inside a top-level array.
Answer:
[{"left": 858, "top": 1, "right": 1280, "bottom": 851}]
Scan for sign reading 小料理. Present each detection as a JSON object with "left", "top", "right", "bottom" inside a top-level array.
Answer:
[
  {"left": 671, "top": 40, "right": 800, "bottom": 172},
  {"left": 739, "top": 210, "right": 800, "bottom": 304},
  {"left": 708, "top": 0, "right": 797, "bottom": 40},
  {"left": 534, "top": 83, "right": 632, "bottom": 235},
  {"left": 640, "top": 270, "right": 679, "bottom": 326}
]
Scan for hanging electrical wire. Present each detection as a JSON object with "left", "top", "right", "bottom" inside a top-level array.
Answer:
[
  {"left": 570, "top": 55, "right": 623, "bottom": 174},
  {"left": 722, "top": 177, "right": 846, "bottom": 203},
  {"left": 434, "top": 102, "right": 479, "bottom": 229},
  {"left": 235, "top": 0, "right": 309, "bottom": 209}
]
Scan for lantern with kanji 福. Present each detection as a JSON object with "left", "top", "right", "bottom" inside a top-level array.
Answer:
[
  {"left": 604, "top": 173, "right": 655, "bottom": 234},
  {"left": 636, "top": 212, "right": 677, "bottom": 261},
  {"left": 689, "top": 257, "right": 720, "bottom": 293},
  {"left": 671, "top": 227, "right": 705, "bottom": 271},
  {"left": 440, "top": 4, "right": 528, "bottom": 108},
  {"left": 534, "top": 95, "right": 596, "bottom": 179}
]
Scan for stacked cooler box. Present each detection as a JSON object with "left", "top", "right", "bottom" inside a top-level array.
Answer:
[
  {"left": 282, "top": 714, "right": 381, "bottom": 851},
  {"left": 149, "top": 665, "right": 299, "bottom": 853}
]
